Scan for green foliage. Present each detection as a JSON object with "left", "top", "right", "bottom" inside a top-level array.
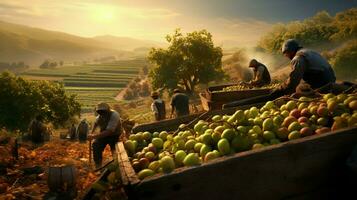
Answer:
[
  {"left": 258, "top": 9, "right": 357, "bottom": 53},
  {"left": 148, "top": 29, "right": 225, "bottom": 94},
  {"left": 0, "top": 71, "right": 81, "bottom": 131},
  {"left": 328, "top": 40, "right": 357, "bottom": 80}
]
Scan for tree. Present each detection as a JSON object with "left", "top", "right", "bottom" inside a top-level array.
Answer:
[
  {"left": 328, "top": 39, "right": 357, "bottom": 80},
  {"left": 0, "top": 72, "right": 81, "bottom": 131},
  {"left": 148, "top": 29, "right": 224, "bottom": 94}
]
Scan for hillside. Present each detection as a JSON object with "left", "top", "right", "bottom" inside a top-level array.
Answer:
[
  {"left": 93, "top": 35, "right": 164, "bottom": 51},
  {"left": 0, "top": 21, "right": 160, "bottom": 65}
]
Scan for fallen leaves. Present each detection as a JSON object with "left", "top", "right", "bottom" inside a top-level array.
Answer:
[{"left": 0, "top": 137, "right": 114, "bottom": 199}]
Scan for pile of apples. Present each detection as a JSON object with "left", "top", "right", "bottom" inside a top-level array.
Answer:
[
  {"left": 217, "top": 83, "right": 280, "bottom": 92},
  {"left": 124, "top": 93, "right": 357, "bottom": 180}
]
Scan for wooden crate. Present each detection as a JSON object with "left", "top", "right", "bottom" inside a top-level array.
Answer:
[
  {"left": 116, "top": 126, "right": 357, "bottom": 200},
  {"left": 206, "top": 84, "right": 272, "bottom": 102}
]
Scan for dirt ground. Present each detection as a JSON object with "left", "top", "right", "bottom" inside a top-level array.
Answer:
[{"left": 0, "top": 133, "right": 113, "bottom": 200}]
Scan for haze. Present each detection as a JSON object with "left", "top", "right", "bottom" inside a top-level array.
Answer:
[{"left": 0, "top": 0, "right": 356, "bottom": 48}]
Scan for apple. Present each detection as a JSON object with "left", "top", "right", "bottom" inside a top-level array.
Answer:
[
  {"left": 143, "top": 131, "right": 152, "bottom": 141},
  {"left": 139, "top": 158, "right": 150, "bottom": 169},
  {"left": 194, "top": 143, "right": 203, "bottom": 153},
  {"left": 124, "top": 140, "right": 136, "bottom": 156},
  {"left": 288, "top": 121, "right": 302, "bottom": 132},
  {"left": 145, "top": 151, "right": 155, "bottom": 161},
  {"left": 221, "top": 129, "right": 236, "bottom": 141},
  {"left": 212, "top": 131, "right": 221, "bottom": 143},
  {"left": 160, "top": 156, "right": 175, "bottom": 173},
  {"left": 138, "top": 169, "right": 155, "bottom": 180},
  {"left": 349, "top": 100, "right": 357, "bottom": 110},
  {"left": 300, "top": 127, "right": 313, "bottom": 137},
  {"left": 263, "top": 118, "right": 274, "bottom": 131},
  {"left": 174, "top": 150, "right": 187, "bottom": 165},
  {"left": 315, "top": 127, "right": 331, "bottom": 134},
  {"left": 289, "top": 109, "right": 301, "bottom": 119},
  {"left": 204, "top": 151, "right": 219, "bottom": 162},
  {"left": 148, "top": 161, "right": 160, "bottom": 172},
  {"left": 288, "top": 131, "right": 300, "bottom": 140},
  {"left": 252, "top": 143, "right": 264, "bottom": 149},
  {"left": 263, "top": 131, "right": 276, "bottom": 140},
  {"left": 300, "top": 108, "right": 311, "bottom": 117},
  {"left": 152, "top": 138, "right": 164, "bottom": 149},
  {"left": 212, "top": 115, "right": 222, "bottom": 122},
  {"left": 286, "top": 100, "right": 297, "bottom": 110},
  {"left": 282, "top": 116, "right": 297, "bottom": 127},
  {"left": 298, "top": 116, "right": 309, "bottom": 124},
  {"left": 276, "top": 127, "right": 289, "bottom": 140},
  {"left": 317, "top": 117, "right": 328, "bottom": 126},
  {"left": 217, "top": 138, "right": 230, "bottom": 155},
  {"left": 183, "top": 153, "right": 200, "bottom": 166},
  {"left": 184, "top": 139, "right": 196, "bottom": 150},
  {"left": 317, "top": 106, "right": 329, "bottom": 117},
  {"left": 200, "top": 144, "right": 212, "bottom": 157}
]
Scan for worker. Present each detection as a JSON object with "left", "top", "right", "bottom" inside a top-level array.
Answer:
[
  {"left": 272, "top": 39, "right": 336, "bottom": 96},
  {"left": 69, "top": 123, "right": 76, "bottom": 140},
  {"left": 151, "top": 91, "right": 166, "bottom": 121},
  {"left": 77, "top": 119, "right": 89, "bottom": 142},
  {"left": 170, "top": 89, "right": 189, "bottom": 118},
  {"left": 247, "top": 59, "right": 271, "bottom": 87},
  {"left": 88, "top": 102, "right": 122, "bottom": 168},
  {"left": 28, "top": 115, "right": 46, "bottom": 144}
]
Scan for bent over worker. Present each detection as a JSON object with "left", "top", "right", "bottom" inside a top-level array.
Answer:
[
  {"left": 272, "top": 39, "right": 336, "bottom": 96},
  {"left": 88, "top": 102, "right": 121, "bottom": 168},
  {"left": 247, "top": 59, "right": 271, "bottom": 87}
]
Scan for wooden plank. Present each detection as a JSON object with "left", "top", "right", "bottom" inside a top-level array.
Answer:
[
  {"left": 116, "top": 142, "right": 140, "bottom": 185},
  {"left": 118, "top": 126, "right": 357, "bottom": 200}
]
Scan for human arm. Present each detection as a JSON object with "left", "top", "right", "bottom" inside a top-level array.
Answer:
[{"left": 271, "top": 57, "right": 305, "bottom": 96}]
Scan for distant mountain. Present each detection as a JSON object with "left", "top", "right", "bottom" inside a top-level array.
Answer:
[
  {"left": 92, "top": 35, "right": 164, "bottom": 51},
  {"left": 0, "top": 20, "right": 161, "bottom": 65}
]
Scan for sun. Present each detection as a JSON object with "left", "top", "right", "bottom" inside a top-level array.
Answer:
[{"left": 91, "top": 5, "right": 116, "bottom": 22}]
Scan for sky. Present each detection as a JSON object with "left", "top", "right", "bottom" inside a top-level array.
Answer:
[{"left": 0, "top": 0, "right": 356, "bottom": 47}]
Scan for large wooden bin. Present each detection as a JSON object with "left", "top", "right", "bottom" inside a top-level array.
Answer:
[
  {"left": 199, "top": 84, "right": 272, "bottom": 111},
  {"left": 116, "top": 126, "right": 357, "bottom": 200}
]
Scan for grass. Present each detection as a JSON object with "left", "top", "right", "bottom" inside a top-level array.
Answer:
[{"left": 21, "top": 59, "right": 147, "bottom": 113}]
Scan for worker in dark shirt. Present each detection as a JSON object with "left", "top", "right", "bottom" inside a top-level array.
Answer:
[
  {"left": 151, "top": 91, "right": 166, "bottom": 121},
  {"left": 170, "top": 89, "right": 189, "bottom": 118},
  {"left": 272, "top": 39, "right": 336, "bottom": 96},
  {"left": 247, "top": 59, "right": 271, "bottom": 87}
]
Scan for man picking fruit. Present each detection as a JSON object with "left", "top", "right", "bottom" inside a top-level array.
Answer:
[
  {"left": 246, "top": 59, "right": 271, "bottom": 87},
  {"left": 271, "top": 39, "right": 336, "bottom": 96},
  {"left": 150, "top": 91, "right": 166, "bottom": 121},
  {"left": 170, "top": 88, "right": 190, "bottom": 118},
  {"left": 88, "top": 102, "right": 122, "bottom": 168}
]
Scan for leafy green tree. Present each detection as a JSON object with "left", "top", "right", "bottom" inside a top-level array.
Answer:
[
  {"left": 148, "top": 29, "right": 224, "bottom": 94},
  {"left": 258, "top": 9, "right": 356, "bottom": 53},
  {"left": 328, "top": 40, "right": 357, "bottom": 80},
  {"left": 0, "top": 72, "right": 81, "bottom": 131}
]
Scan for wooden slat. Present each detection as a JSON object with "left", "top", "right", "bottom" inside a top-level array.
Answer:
[
  {"left": 118, "top": 126, "right": 357, "bottom": 200},
  {"left": 116, "top": 142, "right": 140, "bottom": 185}
]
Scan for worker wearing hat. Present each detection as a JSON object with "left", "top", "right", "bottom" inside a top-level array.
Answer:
[
  {"left": 151, "top": 91, "right": 166, "bottom": 121},
  {"left": 170, "top": 88, "right": 189, "bottom": 118},
  {"left": 89, "top": 102, "right": 122, "bottom": 168},
  {"left": 247, "top": 59, "right": 271, "bottom": 87},
  {"left": 272, "top": 39, "right": 336, "bottom": 96}
]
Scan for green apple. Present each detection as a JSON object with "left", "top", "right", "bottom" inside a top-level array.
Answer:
[
  {"left": 217, "top": 138, "right": 230, "bottom": 155},
  {"left": 221, "top": 129, "right": 235, "bottom": 141},
  {"left": 262, "top": 118, "right": 274, "bottom": 131},
  {"left": 152, "top": 138, "right": 164, "bottom": 149},
  {"left": 183, "top": 153, "right": 200, "bottom": 166},
  {"left": 138, "top": 169, "right": 155, "bottom": 180},
  {"left": 288, "top": 131, "right": 300, "bottom": 140},
  {"left": 200, "top": 144, "right": 212, "bottom": 157},
  {"left": 263, "top": 131, "right": 276, "bottom": 140},
  {"left": 160, "top": 156, "right": 175, "bottom": 173},
  {"left": 174, "top": 150, "right": 187, "bottom": 165}
]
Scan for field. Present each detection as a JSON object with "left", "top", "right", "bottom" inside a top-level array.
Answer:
[{"left": 21, "top": 59, "right": 147, "bottom": 113}]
